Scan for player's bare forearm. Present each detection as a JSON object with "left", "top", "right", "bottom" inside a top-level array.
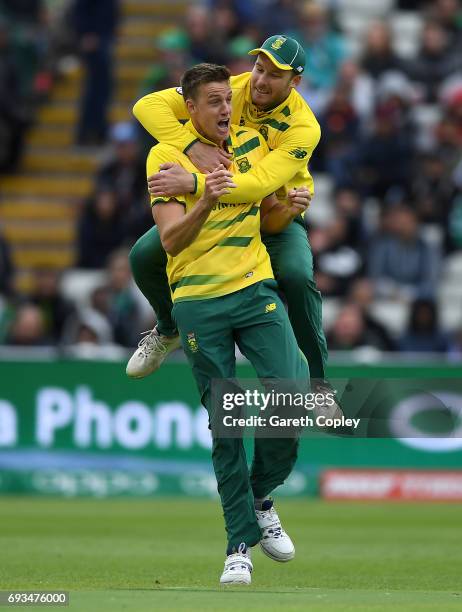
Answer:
[
  {"left": 260, "top": 188, "right": 311, "bottom": 234},
  {"left": 260, "top": 205, "right": 297, "bottom": 233},
  {"left": 153, "top": 166, "right": 235, "bottom": 256},
  {"left": 194, "top": 130, "right": 318, "bottom": 204},
  {"left": 153, "top": 198, "right": 213, "bottom": 257}
]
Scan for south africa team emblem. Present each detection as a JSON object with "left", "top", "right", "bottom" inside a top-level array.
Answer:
[
  {"left": 187, "top": 332, "right": 198, "bottom": 353},
  {"left": 271, "top": 37, "right": 286, "bottom": 50},
  {"left": 237, "top": 157, "right": 251, "bottom": 173}
]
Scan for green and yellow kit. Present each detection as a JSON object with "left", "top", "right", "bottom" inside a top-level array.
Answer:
[
  {"left": 132, "top": 70, "right": 328, "bottom": 382},
  {"left": 134, "top": 72, "right": 321, "bottom": 205},
  {"left": 147, "top": 119, "right": 310, "bottom": 551},
  {"left": 147, "top": 121, "right": 273, "bottom": 302}
]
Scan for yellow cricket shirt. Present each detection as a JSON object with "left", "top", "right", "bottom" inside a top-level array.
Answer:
[
  {"left": 133, "top": 72, "right": 321, "bottom": 207},
  {"left": 148, "top": 121, "right": 273, "bottom": 303}
]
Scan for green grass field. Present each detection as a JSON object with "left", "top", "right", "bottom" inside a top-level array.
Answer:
[{"left": 1, "top": 497, "right": 461, "bottom": 611}]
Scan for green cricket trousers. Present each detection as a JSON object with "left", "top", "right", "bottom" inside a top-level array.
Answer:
[
  {"left": 172, "top": 280, "right": 309, "bottom": 552},
  {"left": 129, "top": 220, "right": 328, "bottom": 379}
]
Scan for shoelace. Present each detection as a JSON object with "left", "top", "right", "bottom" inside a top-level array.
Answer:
[
  {"left": 224, "top": 554, "right": 252, "bottom": 573},
  {"left": 266, "top": 525, "right": 283, "bottom": 539},
  {"left": 258, "top": 508, "right": 284, "bottom": 539},
  {"left": 225, "top": 558, "right": 251, "bottom": 572},
  {"left": 224, "top": 543, "right": 251, "bottom": 572},
  {"left": 137, "top": 329, "right": 167, "bottom": 357}
]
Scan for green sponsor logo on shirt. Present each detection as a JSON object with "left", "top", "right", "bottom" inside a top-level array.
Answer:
[{"left": 289, "top": 148, "right": 308, "bottom": 159}]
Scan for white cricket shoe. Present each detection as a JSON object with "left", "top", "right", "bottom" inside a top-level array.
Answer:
[
  {"left": 220, "top": 544, "right": 252, "bottom": 585},
  {"left": 256, "top": 503, "right": 295, "bottom": 562},
  {"left": 126, "top": 327, "right": 181, "bottom": 379},
  {"left": 312, "top": 380, "right": 344, "bottom": 420}
]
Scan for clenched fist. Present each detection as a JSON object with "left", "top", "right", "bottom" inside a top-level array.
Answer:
[
  {"left": 287, "top": 186, "right": 311, "bottom": 218},
  {"left": 203, "top": 164, "right": 237, "bottom": 205}
]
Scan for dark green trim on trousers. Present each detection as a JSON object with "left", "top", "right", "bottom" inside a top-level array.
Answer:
[
  {"left": 172, "top": 280, "right": 309, "bottom": 550},
  {"left": 129, "top": 223, "right": 328, "bottom": 377}
]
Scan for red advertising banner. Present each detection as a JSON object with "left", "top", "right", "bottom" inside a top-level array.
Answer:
[{"left": 321, "top": 469, "right": 462, "bottom": 501}]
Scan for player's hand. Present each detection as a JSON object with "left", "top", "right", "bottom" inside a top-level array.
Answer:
[
  {"left": 148, "top": 163, "right": 195, "bottom": 197},
  {"left": 287, "top": 186, "right": 311, "bottom": 218},
  {"left": 188, "top": 141, "right": 232, "bottom": 172},
  {"left": 203, "top": 164, "right": 236, "bottom": 206}
]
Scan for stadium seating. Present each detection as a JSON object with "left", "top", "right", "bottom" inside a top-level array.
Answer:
[
  {"left": 310, "top": 174, "right": 335, "bottom": 226},
  {"left": 0, "top": 0, "right": 186, "bottom": 294},
  {"left": 60, "top": 269, "right": 107, "bottom": 308},
  {"left": 390, "top": 12, "right": 424, "bottom": 58}
]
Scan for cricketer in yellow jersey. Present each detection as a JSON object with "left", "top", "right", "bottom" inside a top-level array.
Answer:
[
  {"left": 127, "top": 35, "right": 330, "bottom": 391},
  {"left": 148, "top": 63, "right": 311, "bottom": 584}
]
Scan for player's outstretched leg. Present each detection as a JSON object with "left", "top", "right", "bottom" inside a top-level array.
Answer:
[
  {"left": 173, "top": 294, "right": 262, "bottom": 584},
  {"left": 251, "top": 434, "right": 299, "bottom": 562},
  {"left": 127, "top": 226, "right": 181, "bottom": 378},
  {"left": 263, "top": 221, "right": 327, "bottom": 379},
  {"left": 263, "top": 222, "right": 345, "bottom": 419},
  {"left": 233, "top": 279, "right": 309, "bottom": 563}
]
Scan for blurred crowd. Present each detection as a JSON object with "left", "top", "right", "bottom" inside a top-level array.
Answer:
[
  {"left": 0, "top": 0, "right": 47, "bottom": 173},
  {"left": 0, "top": 0, "right": 462, "bottom": 358},
  {"left": 0, "top": 0, "right": 119, "bottom": 163},
  {"left": 0, "top": 119, "right": 153, "bottom": 355}
]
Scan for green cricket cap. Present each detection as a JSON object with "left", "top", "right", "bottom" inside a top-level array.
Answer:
[{"left": 248, "top": 35, "right": 305, "bottom": 74}]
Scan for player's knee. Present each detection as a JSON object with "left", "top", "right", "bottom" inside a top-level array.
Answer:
[
  {"left": 278, "top": 263, "right": 314, "bottom": 291},
  {"left": 129, "top": 232, "right": 165, "bottom": 273},
  {"left": 128, "top": 237, "right": 149, "bottom": 278},
  {"left": 128, "top": 237, "right": 142, "bottom": 267}
]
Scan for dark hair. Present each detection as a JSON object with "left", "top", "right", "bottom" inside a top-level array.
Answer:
[{"left": 181, "top": 63, "right": 231, "bottom": 101}]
